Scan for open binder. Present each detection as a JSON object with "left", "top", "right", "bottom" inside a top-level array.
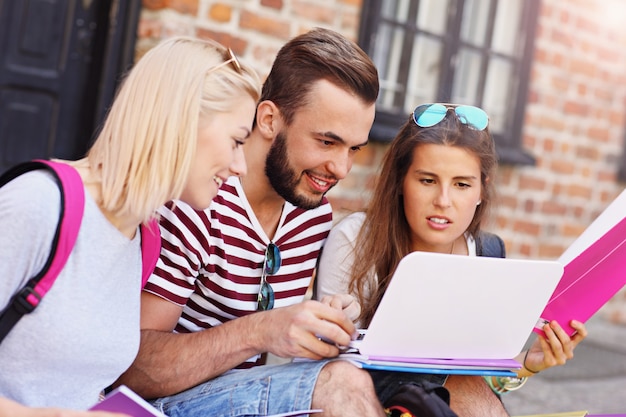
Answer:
[
  {"left": 339, "top": 252, "right": 564, "bottom": 376},
  {"left": 535, "top": 188, "right": 626, "bottom": 336}
]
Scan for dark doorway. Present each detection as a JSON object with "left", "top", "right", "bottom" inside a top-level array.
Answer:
[{"left": 0, "top": 0, "right": 141, "bottom": 173}]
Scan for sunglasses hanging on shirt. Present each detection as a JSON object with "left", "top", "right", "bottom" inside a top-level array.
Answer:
[{"left": 257, "top": 243, "right": 281, "bottom": 311}]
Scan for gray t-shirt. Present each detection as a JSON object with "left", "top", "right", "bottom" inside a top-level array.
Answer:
[{"left": 0, "top": 170, "right": 142, "bottom": 409}]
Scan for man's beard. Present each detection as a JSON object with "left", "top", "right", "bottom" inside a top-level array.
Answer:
[{"left": 265, "top": 131, "right": 329, "bottom": 210}]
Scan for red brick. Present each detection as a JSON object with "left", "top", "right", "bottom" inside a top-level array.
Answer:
[
  {"left": 609, "top": 109, "right": 624, "bottom": 125},
  {"left": 518, "top": 174, "right": 547, "bottom": 191},
  {"left": 551, "top": 76, "right": 569, "bottom": 92},
  {"left": 137, "top": 18, "right": 163, "bottom": 38},
  {"left": 575, "top": 144, "right": 600, "bottom": 160},
  {"left": 562, "top": 224, "right": 587, "bottom": 239},
  {"left": 341, "top": 10, "right": 360, "bottom": 32},
  {"left": 518, "top": 243, "right": 532, "bottom": 258},
  {"left": 570, "top": 58, "right": 598, "bottom": 77},
  {"left": 195, "top": 29, "right": 247, "bottom": 54},
  {"left": 240, "top": 10, "right": 291, "bottom": 40},
  {"left": 537, "top": 115, "right": 566, "bottom": 131},
  {"left": 541, "top": 200, "right": 568, "bottom": 216},
  {"left": 292, "top": 1, "right": 334, "bottom": 24},
  {"left": 523, "top": 198, "right": 537, "bottom": 213},
  {"left": 574, "top": 15, "right": 599, "bottom": 34},
  {"left": 208, "top": 3, "right": 232, "bottom": 23},
  {"left": 538, "top": 244, "right": 565, "bottom": 258},
  {"left": 542, "top": 137, "right": 556, "bottom": 152},
  {"left": 551, "top": 28, "right": 575, "bottom": 49},
  {"left": 512, "top": 220, "right": 541, "bottom": 236},
  {"left": 563, "top": 100, "right": 589, "bottom": 117},
  {"left": 549, "top": 159, "right": 575, "bottom": 175},
  {"left": 142, "top": 0, "right": 198, "bottom": 14},
  {"left": 341, "top": 0, "right": 362, "bottom": 6},
  {"left": 597, "top": 170, "right": 616, "bottom": 183},
  {"left": 572, "top": 205, "right": 585, "bottom": 219},
  {"left": 586, "top": 126, "right": 611, "bottom": 142},
  {"left": 533, "top": 47, "right": 548, "bottom": 64},
  {"left": 261, "top": 0, "right": 283, "bottom": 10},
  {"left": 496, "top": 195, "right": 517, "bottom": 210},
  {"left": 142, "top": 0, "right": 167, "bottom": 10},
  {"left": 566, "top": 184, "right": 592, "bottom": 199}
]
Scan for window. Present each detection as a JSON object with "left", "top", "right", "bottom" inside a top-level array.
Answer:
[{"left": 358, "top": 0, "right": 540, "bottom": 164}]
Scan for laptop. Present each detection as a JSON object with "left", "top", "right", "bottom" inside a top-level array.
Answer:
[{"left": 351, "top": 251, "right": 563, "bottom": 363}]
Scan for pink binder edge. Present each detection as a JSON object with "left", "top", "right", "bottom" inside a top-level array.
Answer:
[{"left": 534, "top": 215, "right": 626, "bottom": 336}]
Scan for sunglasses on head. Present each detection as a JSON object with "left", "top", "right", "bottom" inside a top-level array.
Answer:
[
  {"left": 412, "top": 103, "right": 489, "bottom": 131},
  {"left": 207, "top": 47, "right": 243, "bottom": 74},
  {"left": 257, "top": 242, "right": 281, "bottom": 311}
]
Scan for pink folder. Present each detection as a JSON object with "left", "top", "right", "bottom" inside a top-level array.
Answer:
[
  {"left": 90, "top": 385, "right": 166, "bottom": 416},
  {"left": 535, "top": 190, "right": 626, "bottom": 336}
]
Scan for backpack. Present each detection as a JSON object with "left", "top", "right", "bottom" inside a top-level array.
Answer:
[
  {"left": 0, "top": 160, "right": 161, "bottom": 343},
  {"left": 383, "top": 380, "right": 459, "bottom": 417},
  {"left": 475, "top": 232, "right": 506, "bottom": 258}
]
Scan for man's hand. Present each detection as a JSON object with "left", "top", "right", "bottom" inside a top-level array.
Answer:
[{"left": 256, "top": 299, "right": 357, "bottom": 360}]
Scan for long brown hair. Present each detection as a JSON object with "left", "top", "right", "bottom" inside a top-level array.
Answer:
[{"left": 350, "top": 110, "right": 498, "bottom": 326}]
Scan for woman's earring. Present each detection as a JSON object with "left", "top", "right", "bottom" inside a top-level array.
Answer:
[{"left": 476, "top": 200, "right": 482, "bottom": 206}]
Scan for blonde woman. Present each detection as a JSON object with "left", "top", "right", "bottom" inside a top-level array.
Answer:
[{"left": 0, "top": 36, "right": 261, "bottom": 416}]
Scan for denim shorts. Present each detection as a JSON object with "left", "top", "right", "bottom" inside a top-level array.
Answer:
[{"left": 150, "top": 360, "right": 329, "bottom": 417}]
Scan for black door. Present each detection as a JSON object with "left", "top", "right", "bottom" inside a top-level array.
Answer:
[{"left": 0, "top": 0, "right": 140, "bottom": 173}]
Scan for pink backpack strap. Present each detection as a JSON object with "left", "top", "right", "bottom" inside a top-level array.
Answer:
[
  {"left": 0, "top": 159, "right": 84, "bottom": 342},
  {"left": 140, "top": 219, "right": 161, "bottom": 287}
]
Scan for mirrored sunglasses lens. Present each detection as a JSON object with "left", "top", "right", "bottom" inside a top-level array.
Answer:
[
  {"left": 264, "top": 243, "right": 282, "bottom": 275},
  {"left": 455, "top": 106, "right": 489, "bottom": 130},
  {"left": 413, "top": 103, "right": 448, "bottom": 128},
  {"left": 258, "top": 281, "right": 275, "bottom": 310}
]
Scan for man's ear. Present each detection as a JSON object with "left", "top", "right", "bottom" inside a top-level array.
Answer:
[{"left": 256, "top": 100, "right": 281, "bottom": 139}]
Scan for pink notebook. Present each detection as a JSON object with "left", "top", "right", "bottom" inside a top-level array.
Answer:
[{"left": 535, "top": 189, "right": 626, "bottom": 336}]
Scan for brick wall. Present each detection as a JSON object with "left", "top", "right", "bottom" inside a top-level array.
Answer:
[
  {"left": 136, "top": 0, "right": 363, "bottom": 73},
  {"left": 504, "top": 0, "right": 626, "bottom": 323},
  {"left": 136, "top": 0, "right": 626, "bottom": 323},
  {"left": 498, "top": 0, "right": 626, "bottom": 256}
]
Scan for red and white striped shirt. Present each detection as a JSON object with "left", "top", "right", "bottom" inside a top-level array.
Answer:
[{"left": 144, "top": 177, "right": 333, "bottom": 366}]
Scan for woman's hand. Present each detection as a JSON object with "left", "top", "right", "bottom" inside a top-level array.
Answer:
[
  {"left": 319, "top": 293, "right": 361, "bottom": 323},
  {"left": 517, "top": 319, "right": 587, "bottom": 377}
]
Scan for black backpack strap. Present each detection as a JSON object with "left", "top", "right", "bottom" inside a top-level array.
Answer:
[
  {"left": 475, "top": 232, "right": 506, "bottom": 258},
  {"left": 0, "top": 160, "right": 84, "bottom": 343}
]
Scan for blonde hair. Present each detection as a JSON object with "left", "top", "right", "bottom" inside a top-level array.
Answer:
[{"left": 86, "top": 36, "right": 261, "bottom": 223}]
